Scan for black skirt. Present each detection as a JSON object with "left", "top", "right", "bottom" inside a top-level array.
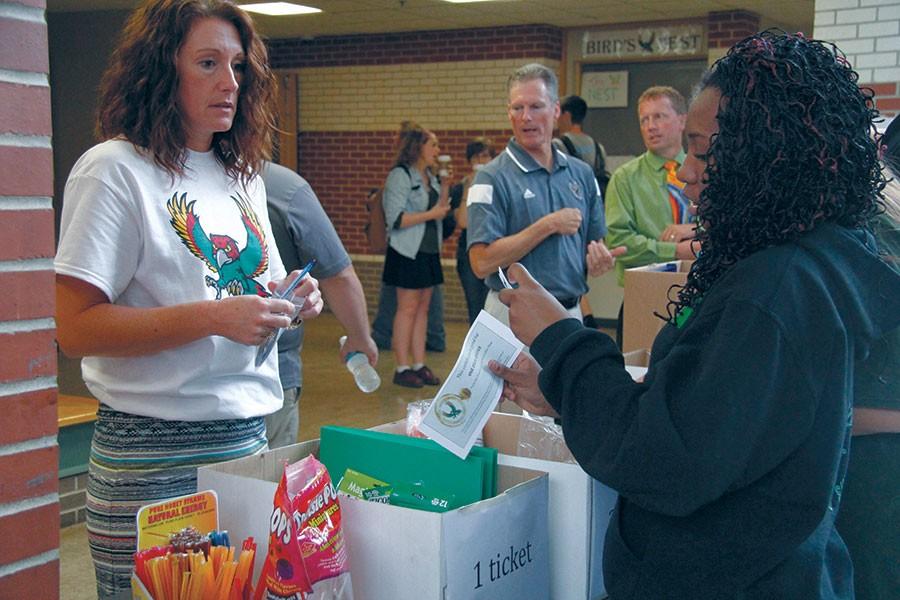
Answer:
[{"left": 382, "top": 245, "right": 444, "bottom": 289}]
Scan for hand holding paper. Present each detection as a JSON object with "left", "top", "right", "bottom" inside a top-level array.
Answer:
[
  {"left": 488, "top": 354, "right": 558, "bottom": 419},
  {"left": 419, "top": 311, "right": 524, "bottom": 459}
]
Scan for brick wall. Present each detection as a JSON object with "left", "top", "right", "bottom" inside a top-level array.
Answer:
[
  {"left": 815, "top": 0, "right": 900, "bottom": 117},
  {"left": 297, "top": 128, "right": 511, "bottom": 258},
  {"left": 0, "top": 0, "right": 60, "bottom": 597},
  {"left": 268, "top": 24, "right": 563, "bottom": 69},
  {"left": 269, "top": 25, "right": 563, "bottom": 321},
  {"left": 707, "top": 10, "right": 762, "bottom": 49},
  {"left": 59, "top": 473, "right": 87, "bottom": 528}
]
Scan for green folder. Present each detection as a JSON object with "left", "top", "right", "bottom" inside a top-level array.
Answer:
[
  {"left": 473, "top": 444, "right": 497, "bottom": 500},
  {"left": 320, "top": 426, "right": 497, "bottom": 508}
]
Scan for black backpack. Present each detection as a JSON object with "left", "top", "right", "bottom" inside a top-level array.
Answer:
[{"left": 560, "top": 134, "right": 611, "bottom": 197}]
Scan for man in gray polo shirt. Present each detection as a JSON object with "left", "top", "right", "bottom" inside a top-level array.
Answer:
[
  {"left": 467, "top": 63, "right": 623, "bottom": 325},
  {"left": 263, "top": 161, "right": 377, "bottom": 448}
]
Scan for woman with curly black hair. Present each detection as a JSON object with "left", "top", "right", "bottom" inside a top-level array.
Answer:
[{"left": 489, "top": 31, "right": 900, "bottom": 598}]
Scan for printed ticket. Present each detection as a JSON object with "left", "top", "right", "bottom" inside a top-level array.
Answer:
[{"left": 419, "top": 310, "right": 524, "bottom": 459}]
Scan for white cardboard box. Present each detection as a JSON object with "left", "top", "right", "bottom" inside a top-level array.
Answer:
[
  {"left": 197, "top": 438, "right": 550, "bottom": 600},
  {"left": 376, "top": 414, "right": 617, "bottom": 600},
  {"left": 483, "top": 413, "right": 618, "bottom": 600}
]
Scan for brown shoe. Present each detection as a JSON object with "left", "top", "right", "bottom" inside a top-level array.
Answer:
[
  {"left": 414, "top": 365, "right": 440, "bottom": 386},
  {"left": 393, "top": 369, "right": 424, "bottom": 388}
]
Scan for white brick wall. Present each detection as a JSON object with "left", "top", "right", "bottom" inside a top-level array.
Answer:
[
  {"left": 817, "top": 0, "right": 861, "bottom": 10},
  {"left": 815, "top": 23, "right": 859, "bottom": 40},
  {"left": 296, "top": 58, "right": 560, "bottom": 132},
  {"left": 874, "top": 65, "right": 900, "bottom": 80},
  {"left": 836, "top": 7, "right": 877, "bottom": 22},
  {"left": 815, "top": 10, "right": 837, "bottom": 26},
  {"left": 815, "top": 0, "right": 900, "bottom": 84}
]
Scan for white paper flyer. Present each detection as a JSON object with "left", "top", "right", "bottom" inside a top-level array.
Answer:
[{"left": 419, "top": 310, "right": 524, "bottom": 459}]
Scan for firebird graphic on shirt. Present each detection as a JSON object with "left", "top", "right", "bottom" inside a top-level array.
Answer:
[{"left": 167, "top": 192, "right": 270, "bottom": 299}]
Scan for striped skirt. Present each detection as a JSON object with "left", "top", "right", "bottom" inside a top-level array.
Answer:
[{"left": 86, "top": 405, "right": 268, "bottom": 599}]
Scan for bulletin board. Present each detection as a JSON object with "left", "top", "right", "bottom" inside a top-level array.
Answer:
[{"left": 581, "top": 71, "right": 629, "bottom": 108}]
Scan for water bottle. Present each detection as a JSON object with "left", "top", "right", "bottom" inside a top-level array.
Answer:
[{"left": 339, "top": 336, "right": 381, "bottom": 393}]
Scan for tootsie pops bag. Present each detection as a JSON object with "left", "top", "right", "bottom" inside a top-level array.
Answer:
[{"left": 255, "top": 455, "right": 353, "bottom": 600}]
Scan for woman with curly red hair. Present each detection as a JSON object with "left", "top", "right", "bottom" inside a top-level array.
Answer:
[{"left": 55, "top": 1, "right": 322, "bottom": 596}]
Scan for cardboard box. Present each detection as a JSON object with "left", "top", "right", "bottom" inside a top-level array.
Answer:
[
  {"left": 623, "top": 348, "right": 651, "bottom": 382},
  {"left": 197, "top": 438, "right": 550, "bottom": 600},
  {"left": 622, "top": 260, "right": 692, "bottom": 353},
  {"left": 376, "top": 414, "right": 617, "bottom": 599},
  {"left": 483, "top": 413, "right": 618, "bottom": 600}
]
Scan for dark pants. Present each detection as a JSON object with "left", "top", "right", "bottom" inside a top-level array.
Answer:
[
  {"left": 456, "top": 234, "right": 488, "bottom": 325},
  {"left": 372, "top": 283, "right": 446, "bottom": 352},
  {"left": 834, "top": 433, "right": 900, "bottom": 600}
]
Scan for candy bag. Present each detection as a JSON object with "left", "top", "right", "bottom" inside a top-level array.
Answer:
[
  {"left": 287, "top": 456, "right": 353, "bottom": 598},
  {"left": 256, "top": 455, "right": 353, "bottom": 600},
  {"left": 255, "top": 463, "right": 313, "bottom": 600}
]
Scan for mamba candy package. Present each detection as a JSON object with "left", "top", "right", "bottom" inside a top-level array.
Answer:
[{"left": 255, "top": 455, "right": 353, "bottom": 600}]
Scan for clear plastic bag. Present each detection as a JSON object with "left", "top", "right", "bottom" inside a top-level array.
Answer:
[
  {"left": 405, "top": 399, "right": 432, "bottom": 438},
  {"left": 516, "top": 412, "right": 576, "bottom": 464}
]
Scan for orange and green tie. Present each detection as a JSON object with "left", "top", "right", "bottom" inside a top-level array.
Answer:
[{"left": 665, "top": 160, "right": 691, "bottom": 224}]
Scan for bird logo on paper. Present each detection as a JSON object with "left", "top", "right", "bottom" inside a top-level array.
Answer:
[
  {"left": 168, "top": 192, "right": 270, "bottom": 299},
  {"left": 435, "top": 388, "right": 471, "bottom": 427}
]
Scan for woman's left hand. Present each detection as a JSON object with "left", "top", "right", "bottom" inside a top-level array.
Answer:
[
  {"left": 296, "top": 274, "right": 324, "bottom": 320},
  {"left": 269, "top": 273, "right": 324, "bottom": 322},
  {"left": 488, "top": 353, "right": 558, "bottom": 418}
]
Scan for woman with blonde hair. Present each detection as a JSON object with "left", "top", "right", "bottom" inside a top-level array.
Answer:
[{"left": 381, "top": 123, "right": 451, "bottom": 387}]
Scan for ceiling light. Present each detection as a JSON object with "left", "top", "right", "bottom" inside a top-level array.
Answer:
[{"left": 239, "top": 2, "right": 321, "bottom": 16}]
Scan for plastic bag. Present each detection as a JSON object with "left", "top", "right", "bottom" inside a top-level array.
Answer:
[
  {"left": 256, "top": 455, "right": 353, "bottom": 599},
  {"left": 517, "top": 412, "right": 576, "bottom": 464},
  {"left": 405, "top": 400, "right": 431, "bottom": 438}
]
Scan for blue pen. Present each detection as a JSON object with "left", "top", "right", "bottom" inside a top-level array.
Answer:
[
  {"left": 255, "top": 259, "right": 317, "bottom": 367},
  {"left": 275, "top": 258, "right": 317, "bottom": 300}
]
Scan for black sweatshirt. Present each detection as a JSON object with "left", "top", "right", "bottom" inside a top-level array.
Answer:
[{"left": 531, "top": 223, "right": 900, "bottom": 599}]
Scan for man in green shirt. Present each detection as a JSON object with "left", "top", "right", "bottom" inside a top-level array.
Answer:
[{"left": 605, "top": 86, "right": 697, "bottom": 345}]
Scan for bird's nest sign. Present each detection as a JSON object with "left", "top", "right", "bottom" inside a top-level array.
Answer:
[{"left": 581, "top": 24, "right": 706, "bottom": 61}]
